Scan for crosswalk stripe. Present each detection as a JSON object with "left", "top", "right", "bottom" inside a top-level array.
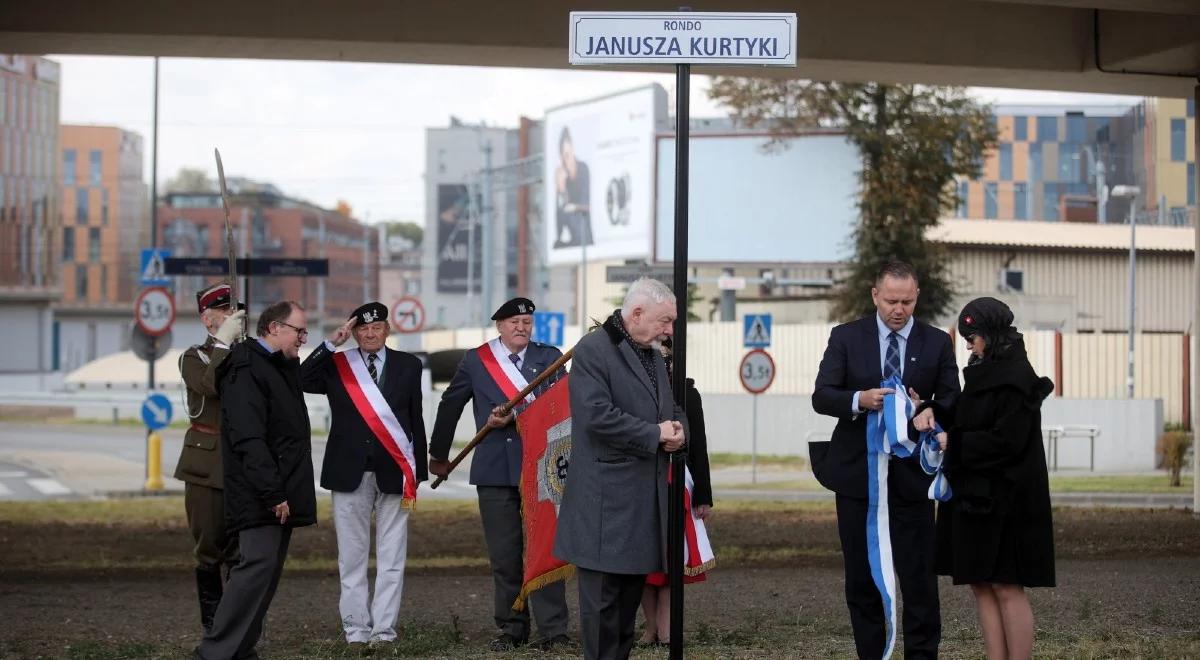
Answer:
[
  {"left": 0, "top": 482, "right": 12, "bottom": 497},
  {"left": 27, "top": 478, "right": 72, "bottom": 496}
]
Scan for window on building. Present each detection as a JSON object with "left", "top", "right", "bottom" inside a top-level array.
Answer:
[
  {"left": 88, "top": 227, "right": 100, "bottom": 263},
  {"left": 76, "top": 187, "right": 88, "bottom": 225},
  {"left": 985, "top": 182, "right": 998, "bottom": 219},
  {"left": 1171, "top": 119, "right": 1187, "bottom": 162},
  {"left": 999, "top": 144, "right": 1012, "bottom": 181},
  {"left": 101, "top": 264, "right": 107, "bottom": 299},
  {"left": 1014, "top": 183, "right": 1028, "bottom": 220},
  {"left": 1043, "top": 183, "right": 1060, "bottom": 221},
  {"left": 63, "top": 149, "right": 75, "bottom": 186},
  {"left": 1036, "top": 116, "right": 1058, "bottom": 142},
  {"left": 1059, "top": 143, "right": 1080, "bottom": 181},
  {"left": 62, "top": 226, "right": 74, "bottom": 261},
  {"left": 1029, "top": 147, "right": 1043, "bottom": 183},
  {"left": 101, "top": 188, "right": 109, "bottom": 226},
  {"left": 1188, "top": 98, "right": 1195, "bottom": 118},
  {"left": 75, "top": 264, "right": 88, "bottom": 299},
  {"left": 1066, "top": 112, "right": 1086, "bottom": 143},
  {"left": 89, "top": 149, "right": 102, "bottom": 186},
  {"left": 1001, "top": 269, "right": 1024, "bottom": 293},
  {"left": 1189, "top": 162, "right": 1196, "bottom": 206},
  {"left": 1013, "top": 116, "right": 1027, "bottom": 141},
  {"left": 957, "top": 180, "right": 968, "bottom": 217}
]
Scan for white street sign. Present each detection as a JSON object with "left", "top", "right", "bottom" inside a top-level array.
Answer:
[
  {"left": 569, "top": 12, "right": 797, "bottom": 66},
  {"left": 134, "top": 287, "right": 176, "bottom": 337},
  {"left": 739, "top": 349, "right": 776, "bottom": 395}
]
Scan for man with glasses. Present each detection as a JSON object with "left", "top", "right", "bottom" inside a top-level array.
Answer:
[
  {"left": 194, "top": 300, "right": 317, "bottom": 660},
  {"left": 302, "top": 302, "right": 427, "bottom": 652}
]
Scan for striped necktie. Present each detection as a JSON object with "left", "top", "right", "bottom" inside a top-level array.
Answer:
[
  {"left": 885, "top": 332, "right": 901, "bottom": 381},
  {"left": 509, "top": 353, "right": 521, "bottom": 370},
  {"left": 367, "top": 352, "right": 379, "bottom": 384}
]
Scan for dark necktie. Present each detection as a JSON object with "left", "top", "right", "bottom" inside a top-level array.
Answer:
[
  {"left": 885, "top": 332, "right": 901, "bottom": 381},
  {"left": 367, "top": 352, "right": 379, "bottom": 385},
  {"left": 509, "top": 353, "right": 521, "bottom": 370}
]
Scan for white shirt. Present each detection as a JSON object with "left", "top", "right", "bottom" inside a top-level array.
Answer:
[{"left": 850, "top": 314, "right": 914, "bottom": 413}]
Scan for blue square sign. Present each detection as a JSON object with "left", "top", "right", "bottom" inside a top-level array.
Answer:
[
  {"left": 533, "top": 311, "right": 566, "bottom": 347},
  {"left": 743, "top": 314, "right": 772, "bottom": 348},
  {"left": 140, "top": 248, "right": 172, "bottom": 287}
]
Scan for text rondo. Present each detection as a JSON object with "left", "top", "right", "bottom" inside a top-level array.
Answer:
[{"left": 570, "top": 12, "right": 797, "bottom": 66}]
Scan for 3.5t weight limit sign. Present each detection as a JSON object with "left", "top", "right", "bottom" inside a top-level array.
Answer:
[
  {"left": 134, "top": 287, "right": 176, "bottom": 337},
  {"left": 739, "top": 349, "right": 775, "bottom": 394}
]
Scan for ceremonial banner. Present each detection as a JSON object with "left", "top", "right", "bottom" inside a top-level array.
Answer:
[{"left": 512, "top": 375, "right": 574, "bottom": 610}]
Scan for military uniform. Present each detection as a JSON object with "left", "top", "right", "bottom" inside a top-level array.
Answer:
[{"left": 176, "top": 284, "right": 241, "bottom": 634}]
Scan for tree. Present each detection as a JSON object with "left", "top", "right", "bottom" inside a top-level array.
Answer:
[
  {"left": 384, "top": 221, "right": 424, "bottom": 247},
  {"left": 707, "top": 80, "right": 996, "bottom": 322},
  {"left": 335, "top": 199, "right": 353, "bottom": 218},
  {"left": 164, "top": 167, "right": 215, "bottom": 193}
]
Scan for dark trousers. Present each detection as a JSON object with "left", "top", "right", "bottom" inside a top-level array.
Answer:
[
  {"left": 477, "top": 485, "right": 569, "bottom": 641},
  {"left": 836, "top": 494, "right": 940, "bottom": 659},
  {"left": 576, "top": 567, "right": 645, "bottom": 660},
  {"left": 185, "top": 483, "right": 239, "bottom": 571},
  {"left": 194, "top": 525, "right": 293, "bottom": 660}
]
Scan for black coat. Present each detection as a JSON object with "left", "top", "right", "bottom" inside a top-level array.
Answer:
[
  {"left": 683, "top": 379, "right": 713, "bottom": 508},
  {"left": 811, "top": 316, "right": 961, "bottom": 501},
  {"left": 301, "top": 343, "right": 428, "bottom": 494},
  {"left": 932, "top": 341, "right": 1056, "bottom": 587},
  {"left": 218, "top": 340, "right": 317, "bottom": 533}
]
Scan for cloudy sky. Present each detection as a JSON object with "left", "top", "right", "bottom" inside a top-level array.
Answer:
[{"left": 52, "top": 55, "right": 1143, "bottom": 225}]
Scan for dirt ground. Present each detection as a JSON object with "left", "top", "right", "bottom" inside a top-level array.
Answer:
[{"left": 1, "top": 500, "right": 1199, "bottom": 659}]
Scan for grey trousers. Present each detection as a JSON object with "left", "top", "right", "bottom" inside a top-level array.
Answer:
[
  {"left": 576, "top": 567, "right": 645, "bottom": 660},
  {"left": 477, "top": 485, "right": 569, "bottom": 641},
  {"left": 194, "top": 525, "right": 292, "bottom": 660}
]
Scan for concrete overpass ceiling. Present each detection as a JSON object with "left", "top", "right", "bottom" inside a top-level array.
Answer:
[{"left": 2, "top": 1, "right": 1197, "bottom": 97}]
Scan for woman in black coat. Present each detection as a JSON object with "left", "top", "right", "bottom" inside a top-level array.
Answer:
[{"left": 924, "top": 297, "right": 1055, "bottom": 660}]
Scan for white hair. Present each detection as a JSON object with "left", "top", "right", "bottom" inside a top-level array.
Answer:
[{"left": 621, "top": 277, "right": 676, "bottom": 317}]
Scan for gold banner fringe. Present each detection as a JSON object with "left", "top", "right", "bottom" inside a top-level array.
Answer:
[{"left": 511, "top": 564, "right": 576, "bottom": 612}]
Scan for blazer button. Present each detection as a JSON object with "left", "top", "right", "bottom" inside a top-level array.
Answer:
[{"left": 506, "top": 437, "right": 512, "bottom": 443}]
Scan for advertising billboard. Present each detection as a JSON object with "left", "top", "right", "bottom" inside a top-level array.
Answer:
[
  {"left": 543, "top": 85, "right": 665, "bottom": 265},
  {"left": 435, "top": 183, "right": 481, "bottom": 293}
]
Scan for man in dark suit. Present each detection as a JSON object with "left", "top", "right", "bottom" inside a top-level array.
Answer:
[
  {"left": 812, "top": 261, "right": 960, "bottom": 659},
  {"left": 554, "top": 277, "right": 685, "bottom": 660},
  {"left": 301, "top": 302, "right": 427, "bottom": 652},
  {"left": 429, "top": 297, "right": 571, "bottom": 652}
]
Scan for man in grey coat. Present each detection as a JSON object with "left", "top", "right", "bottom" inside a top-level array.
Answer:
[{"left": 554, "top": 277, "right": 686, "bottom": 660}]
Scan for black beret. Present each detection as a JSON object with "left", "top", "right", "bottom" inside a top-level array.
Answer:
[
  {"left": 350, "top": 302, "right": 388, "bottom": 325},
  {"left": 958, "top": 297, "right": 1014, "bottom": 339},
  {"left": 491, "top": 297, "right": 536, "bottom": 320}
]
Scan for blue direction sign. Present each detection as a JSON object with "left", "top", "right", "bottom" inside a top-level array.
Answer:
[
  {"left": 141, "top": 393, "right": 173, "bottom": 431},
  {"left": 139, "top": 248, "right": 172, "bottom": 286},
  {"left": 743, "top": 313, "right": 773, "bottom": 348},
  {"left": 533, "top": 311, "right": 566, "bottom": 347}
]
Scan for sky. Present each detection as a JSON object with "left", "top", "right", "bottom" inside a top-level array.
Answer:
[{"left": 52, "top": 55, "right": 1145, "bottom": 225}]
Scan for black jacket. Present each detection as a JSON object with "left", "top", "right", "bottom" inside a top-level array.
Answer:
[
  {"left": 683, "top": 379, "right": 713, "bottom": 508},
  {"left": 218, "top": 339, "right": 317, "bottom": 533},
  {"left": 301, "top": 343, "right": 428, "bottom": 494},
  {"left": 811, "top": 316, "right": 961, "bottom": 501}
]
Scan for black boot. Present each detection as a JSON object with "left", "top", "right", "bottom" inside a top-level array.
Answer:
[{"left": 195, "top": 567, "right": 224, "bottom": 633}]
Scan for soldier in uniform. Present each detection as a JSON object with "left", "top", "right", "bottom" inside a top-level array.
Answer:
[
  {"left": 429, "top": 297, "right": 572, "bottom": 652},
  {"left": 175, "top": 282, "right": 245, "bottom": 633}
]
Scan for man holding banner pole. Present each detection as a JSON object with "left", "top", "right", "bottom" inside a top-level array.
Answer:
[
  {"left": 811, "top": 261, "right": 959, "bottom": 659},
  {"left": 301, "top": 302, "right": 427, "bottom": 651},
  {"left": 429, "top": 297, "right": 571, "bottom": 652}
]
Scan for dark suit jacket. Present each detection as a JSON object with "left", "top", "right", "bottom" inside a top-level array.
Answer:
[
  {"left": 301, "top": 343, "right": 428, "bottom": 494},
  {"left": 429, "top": 341, "right": 563, "bottom": 487},
  {"left": 811, "top": 316, "right": 960, "bottom": 501}
]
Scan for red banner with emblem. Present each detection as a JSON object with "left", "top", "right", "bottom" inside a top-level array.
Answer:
[{"left": 512, "top": 375, "right": 574, "bottom": 610}]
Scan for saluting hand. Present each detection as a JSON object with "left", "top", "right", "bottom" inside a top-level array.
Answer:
[{"left": 330, "top": 317, "right": 357, "bottom": 347}]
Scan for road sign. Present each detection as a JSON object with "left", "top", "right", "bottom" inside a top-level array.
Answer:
[
  {"left": 739, "top": 349, "right": 776, "bottom": 395},
  {"left": 569, "top": 12, "right": 798, "bottom": 66},
  {"left": 717, "top": 275, "right": 746, "bottom": 291},
  {"left": 134, "top": 287, "right": 176, "bottom": 337},
  {"left": 743, "top": 313, "right": 772, "bottom": 348},
  {"left": 139, "top": 248, "right": 172, "bottom": 286},
  {"left": 141, "top": 393, "right": 173, "bottom": 430},
  {"left": 392, "top": 296, "right": 426, "bottom": 334},
  {"left": 130, "top": 324, "right": 172, "bottom": 362},
  {"left": 163, "top": 257, "right": 330, "bottom": 277},
  {"left": 605, "top": 264, "right": 676, "bottom": 284},
  {"left": 533, "top": 311, "right": 566, "bottom": 347}
]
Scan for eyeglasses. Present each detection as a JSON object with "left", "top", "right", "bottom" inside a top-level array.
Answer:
[{"left": 276, "top": 321, "right": 309, "bottom": 338}]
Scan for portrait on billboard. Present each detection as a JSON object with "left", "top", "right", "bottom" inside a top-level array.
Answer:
[
  {"left": 543, "top": 84, "right": 666, "bottom": 265},
  {"left": 435, "top": 184, "right": 481, "bottom": 293}
]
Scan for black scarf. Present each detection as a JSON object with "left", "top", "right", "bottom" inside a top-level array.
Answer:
[{"left": 608, "top": 310, "right": 659, "bottom": 396}]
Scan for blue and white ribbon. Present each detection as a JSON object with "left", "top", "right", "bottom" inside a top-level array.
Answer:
[{"left": 865, "top": 375, "right": 951, "bottom": 659}]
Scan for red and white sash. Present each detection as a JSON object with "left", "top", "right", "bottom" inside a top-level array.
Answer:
[
  {"left": 476, "top": 338, "right": 535, "bottom": 404},
  {"left": 333, "top": 350, "right": 418, "bottom": 507},
  {"left": 669, "top": 464, "right": 716, "bottom": 576}
]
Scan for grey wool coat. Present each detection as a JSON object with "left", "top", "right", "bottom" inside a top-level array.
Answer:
[{"left": 553, "top": 313, "right": 683, "bottom": 575}]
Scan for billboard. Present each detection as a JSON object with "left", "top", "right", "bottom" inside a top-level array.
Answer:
[
  {"left": 655, "top": 133, "right": 861, "bottom": 262},
  {"left": 543, "top": 85, "right": 665, "bottom": 265},
  {"left": 435, "top": 184, "right": 481, "bottom": 293}
]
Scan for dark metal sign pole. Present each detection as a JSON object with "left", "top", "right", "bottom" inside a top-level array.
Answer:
[{"left": 668, "top": 59, "right": 690, "bottom": 660}]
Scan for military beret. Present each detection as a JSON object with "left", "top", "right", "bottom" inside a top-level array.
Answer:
[
  {"left": 491, "top": 297, "right": 536, "bottom": 320},
  {"left": 350, "top": 302, "right": 388, "bottom": 325}
]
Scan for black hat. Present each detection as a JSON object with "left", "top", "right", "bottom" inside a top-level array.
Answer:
[
  {"left": 350, "top": 302, "right": 388, "bottom": 325},
  {"left": 491, "top": 297, "right": 536, "bottom": 320},
  {"left": 196, "top": 282, "right": 244, "bottom": 313},
  {"left": 958, "top": 297, "right": 1014, "bottom": 339}
]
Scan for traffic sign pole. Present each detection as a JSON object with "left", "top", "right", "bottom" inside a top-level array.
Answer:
[{"left": 752, "top": 393, "right": 758, "bottom": 484}]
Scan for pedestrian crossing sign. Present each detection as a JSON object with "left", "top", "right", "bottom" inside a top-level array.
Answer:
[
  {"left": 139, "top": 248, "right": 172, "bottom": 287},
  {"left": 743, "top": 314, "right": 772, "bottom": 348}
]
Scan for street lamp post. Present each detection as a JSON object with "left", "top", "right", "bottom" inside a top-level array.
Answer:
[{"left": 1111, "top": 185, "right": 1140, "bottom": 399}]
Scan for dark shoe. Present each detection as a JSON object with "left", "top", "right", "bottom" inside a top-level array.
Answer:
[
  {"left": 537, "top": 634, "right": 573, "bottom": 651},
  {"left": 348, "top": 641, "right": 372, "bottom": 656},
  {"left": 195, "top": 568, "right": 224, "bottom": 634},
  {"left": 489, "top": 633, "right": 526, "bottom": 651}
]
